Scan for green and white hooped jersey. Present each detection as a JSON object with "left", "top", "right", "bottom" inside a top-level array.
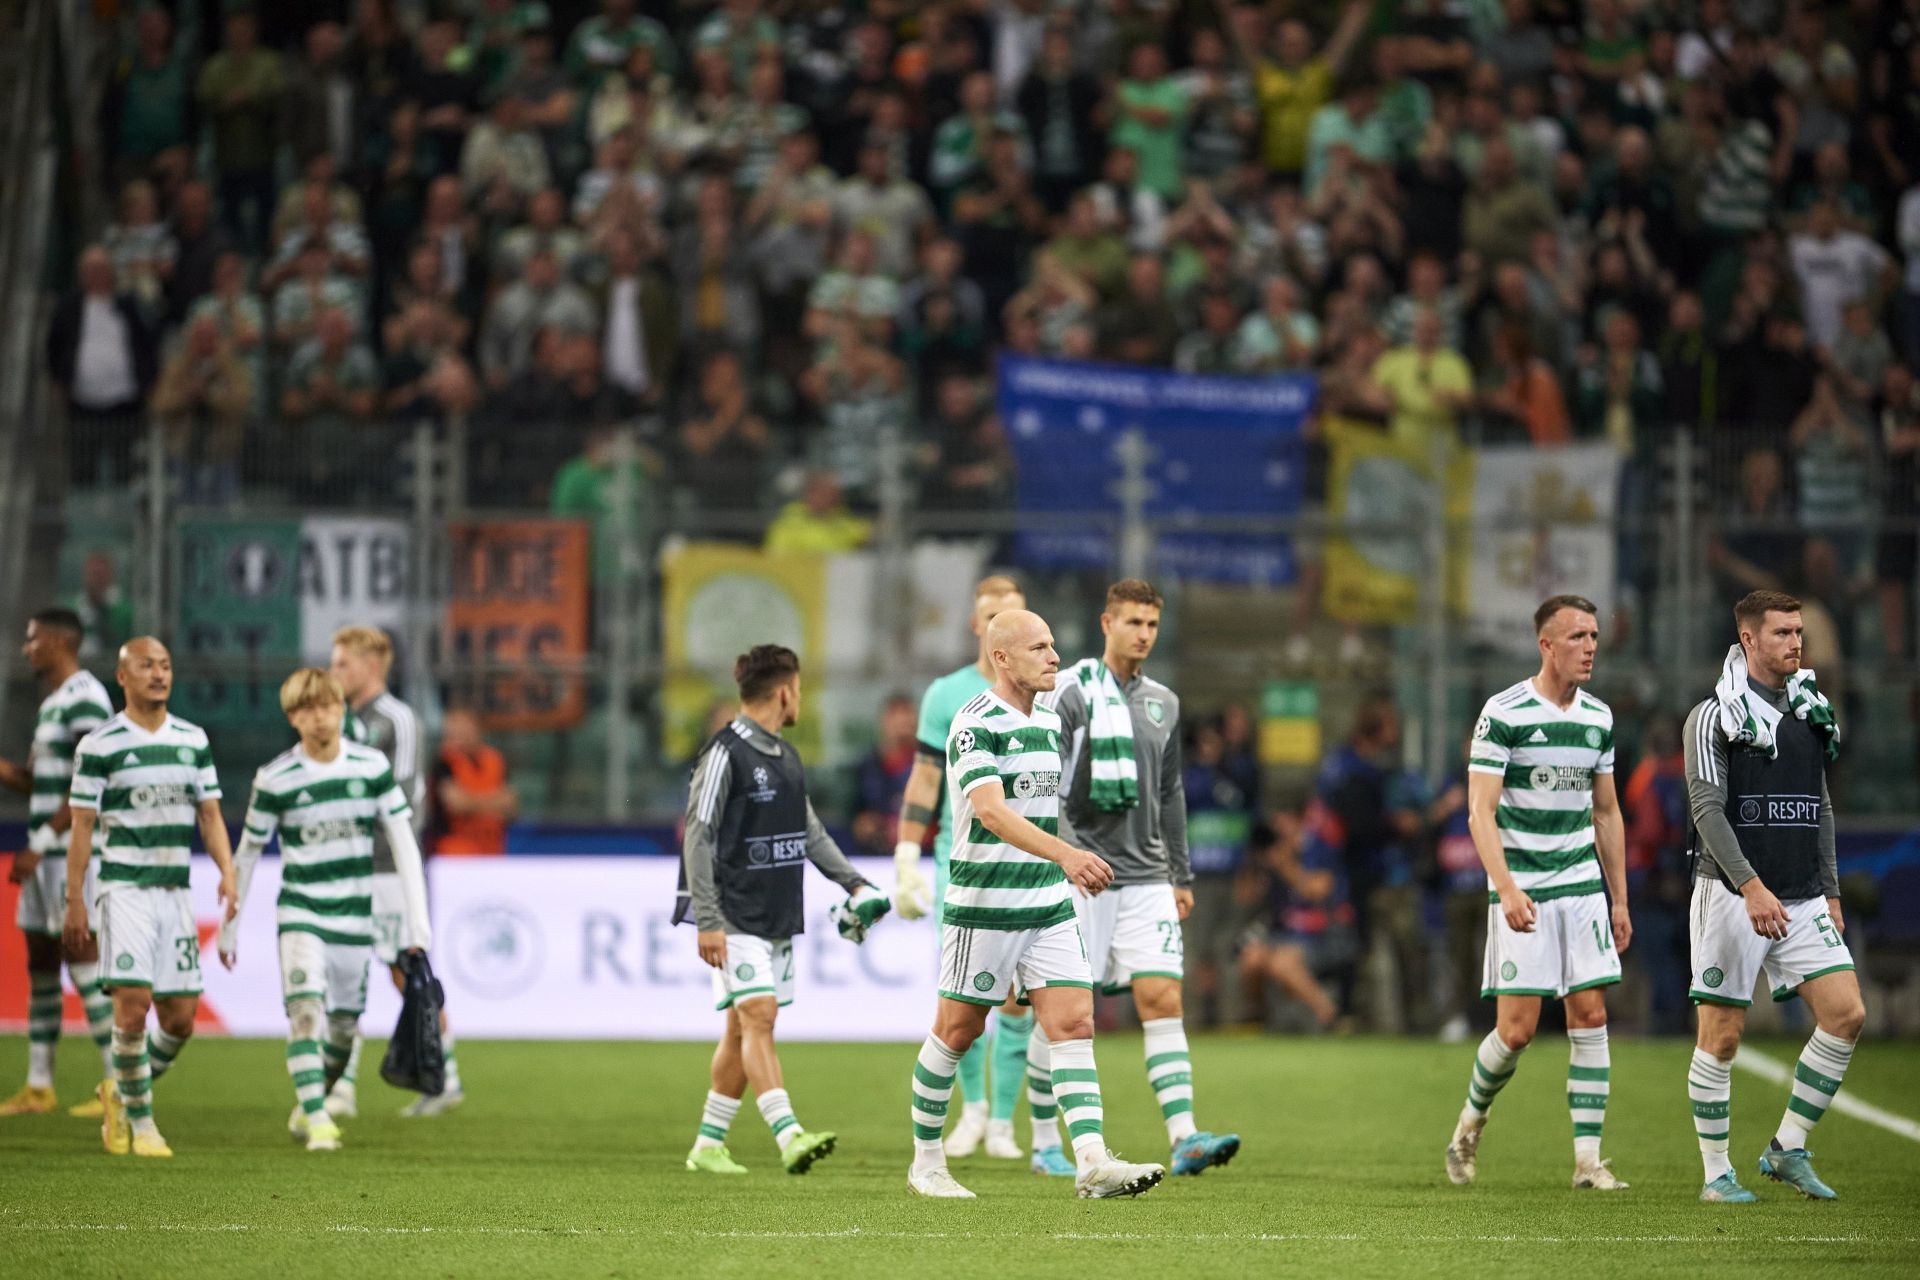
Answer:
[
  {"left": 943, "top": 692, "right": 1073, "bottom": 932},
  {"left": 27, "top": 670, "right": 113, "bottom": 845},
  {"left": 69, "top": 713, "right": 221, "bottom": 890},
  {"left": 1467, "top": 679, "right": 1615, "bottom": 903},
  {"left": 916, "top": 663, "right": 991, "bottom": 864},
  {"left": 241, "top": 743, "right": 409, "bottom": 945}
]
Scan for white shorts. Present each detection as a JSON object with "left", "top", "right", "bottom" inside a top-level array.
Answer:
[
  {"left": 14, "top": 854, "right": 97, "bottom": 936},
  {"left": 370, "top": 872, "right": 405, "bottom": 966},
  {"left": 938, "top": 917, "right": 1092, "bottom": 1006},
  {"left": 1688, "top": 879, "right": 1855, "bottom": 1007},
  {"left": 279, "top": 930, "right": 372, "bottom": 1015},
  {"left": 1074, "top": 882, "right": 1184, "bottom": 993},
  {"left": 1481, "top": 892, "right": 1621, "bottom": 1000},
  {"left": 711, "top": 934, "right": 794, "bottom": 1011},
  {"left": 97, "top": 887, "right": 202, "bottom": 996}
]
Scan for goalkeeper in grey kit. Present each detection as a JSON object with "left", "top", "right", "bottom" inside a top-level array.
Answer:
[
  {"left": 673, "top": 644, "right": 889, "bottom": 1175},
  {"left": 1052, "top": 578, "right": 1240, "bottom": 1177}
]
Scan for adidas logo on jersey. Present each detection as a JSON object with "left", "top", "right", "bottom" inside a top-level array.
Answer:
[
  {"left": 297, "top": 792, "right": 314, "bottom": 805},
  {"left": 1528, "top": 729, "right": 1549, "bottom": 744},
  {"left": 122, "top": 754, "right": 140, "bottom": 768}
]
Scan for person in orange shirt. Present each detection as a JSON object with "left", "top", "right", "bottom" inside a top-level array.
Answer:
[
  {"left": 431, "top": 708, "right": 517, "bottom": 855},
  {"left": 1620, "top": 717, "right": 1693, "bottom": 1034},
  {"left": 1482, "top": 323, "right": 1572, "bottom": 446}
]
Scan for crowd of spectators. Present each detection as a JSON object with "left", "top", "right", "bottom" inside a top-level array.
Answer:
[
  {"left": 831, "top": 679, "right": 1709, "bottom": 1035},
  {"left": 44, "top": 0, "right": 1920, "bottom": 658},
  {"left": 1130, "top": 694, "right": 1756, "bottom": 1036}
]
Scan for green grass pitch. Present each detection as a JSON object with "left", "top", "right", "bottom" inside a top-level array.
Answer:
[{"left": 2, "top": 1033, "right": 1915, "bottom": 1277}]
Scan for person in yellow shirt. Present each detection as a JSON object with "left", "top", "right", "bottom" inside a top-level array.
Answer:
[
  {"left": 1229, "top": 0, "right": 1372, "bottom": 177},
  {"left": 1365, "top": 306, "right": 1474, "bottom": 454},
  {"left": 764, "top": 470, "right": 873, "bottom": 555}
]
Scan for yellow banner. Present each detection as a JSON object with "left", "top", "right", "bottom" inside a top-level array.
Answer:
[
  {"left": 1321, "top": 417, "right": 1471, "bottom": 624},
  {"left": 661, "top": 544, "right": 829, "bottom": 763},
  {"left": 1259, "top": 679, "right": 1321, "bottom": 767}
]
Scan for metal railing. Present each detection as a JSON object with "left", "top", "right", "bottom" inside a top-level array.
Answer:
[{"left": 4, "top": 411, "right": 1917, "bottom": 824}]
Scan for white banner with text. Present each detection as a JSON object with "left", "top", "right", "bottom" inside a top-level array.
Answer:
[{"left": 195, "top": 856, "right": 938, "bottom": 1040}]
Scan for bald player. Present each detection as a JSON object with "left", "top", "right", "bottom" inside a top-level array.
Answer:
[
  {"left": 906, "top": 609, "right": 1164, "bottom": 1201},
  {"left": 64, "top": 638, "right": 236, "bottom": 1157},
  {"left": 893, "top": 577, "right": 1065, "bottom": 1171}
]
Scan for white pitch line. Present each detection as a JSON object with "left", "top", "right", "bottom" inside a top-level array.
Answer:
[
  {"left": 1735, "top": 1047, "right": 1920, "bottom": 1142},
  {"left": 1, "top": 1224, "right": 1905, "bottom": 1247}
]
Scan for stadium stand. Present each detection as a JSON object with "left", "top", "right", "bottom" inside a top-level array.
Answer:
[{"left": 3, "top": 0, "right": 1919, "bottom": 1034}]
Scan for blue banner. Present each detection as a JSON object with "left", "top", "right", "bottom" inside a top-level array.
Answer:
[{"left": 995, "top": 356, "right": 1312, "bottom": 584}]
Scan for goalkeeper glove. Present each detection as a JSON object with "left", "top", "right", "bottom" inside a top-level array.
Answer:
[
  {"left": 831, "top": 885, "right": 890, "bottom": 943},
  {"left": 893, "top": 840, "right": 931, "bottom": 920}
]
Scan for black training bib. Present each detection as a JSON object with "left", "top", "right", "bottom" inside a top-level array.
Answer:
[
  {"left": 674, "top": 728, "right": 812, "bottom": 938},
  {"left": 1718, "top": 712, "right": 1826, "bottom": 903}
]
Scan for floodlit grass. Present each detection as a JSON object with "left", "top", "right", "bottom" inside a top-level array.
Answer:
[{"left": 2, "top": 1033, "right": 1915, "bottom": 1277}]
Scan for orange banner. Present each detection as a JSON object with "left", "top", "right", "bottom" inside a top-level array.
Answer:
[
  {"left": 445, "top": 520, "right": 591, "bottom": 731},
  {"left": 2, "top": 853, "right": 228, "bottom": 1034},
  {"left": 1, "top": 858, "right": 28, "bottom": 1029}
]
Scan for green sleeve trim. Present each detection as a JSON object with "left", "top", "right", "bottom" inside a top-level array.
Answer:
[{"left": 957, "top": 765, "right": 998, "bottom": 790}]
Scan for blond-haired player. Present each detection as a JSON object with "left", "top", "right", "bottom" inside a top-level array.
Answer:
[
  {"left": 324, "top": 626, "right": 458, "bottom": 1117},
  {"left": 221, "top": 670, "right": 431, "bottom": 1150}
]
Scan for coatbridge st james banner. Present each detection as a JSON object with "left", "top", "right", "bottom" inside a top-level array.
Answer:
[{"left": 995, "top": 356, "right": 1313, "bottom": 585}]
